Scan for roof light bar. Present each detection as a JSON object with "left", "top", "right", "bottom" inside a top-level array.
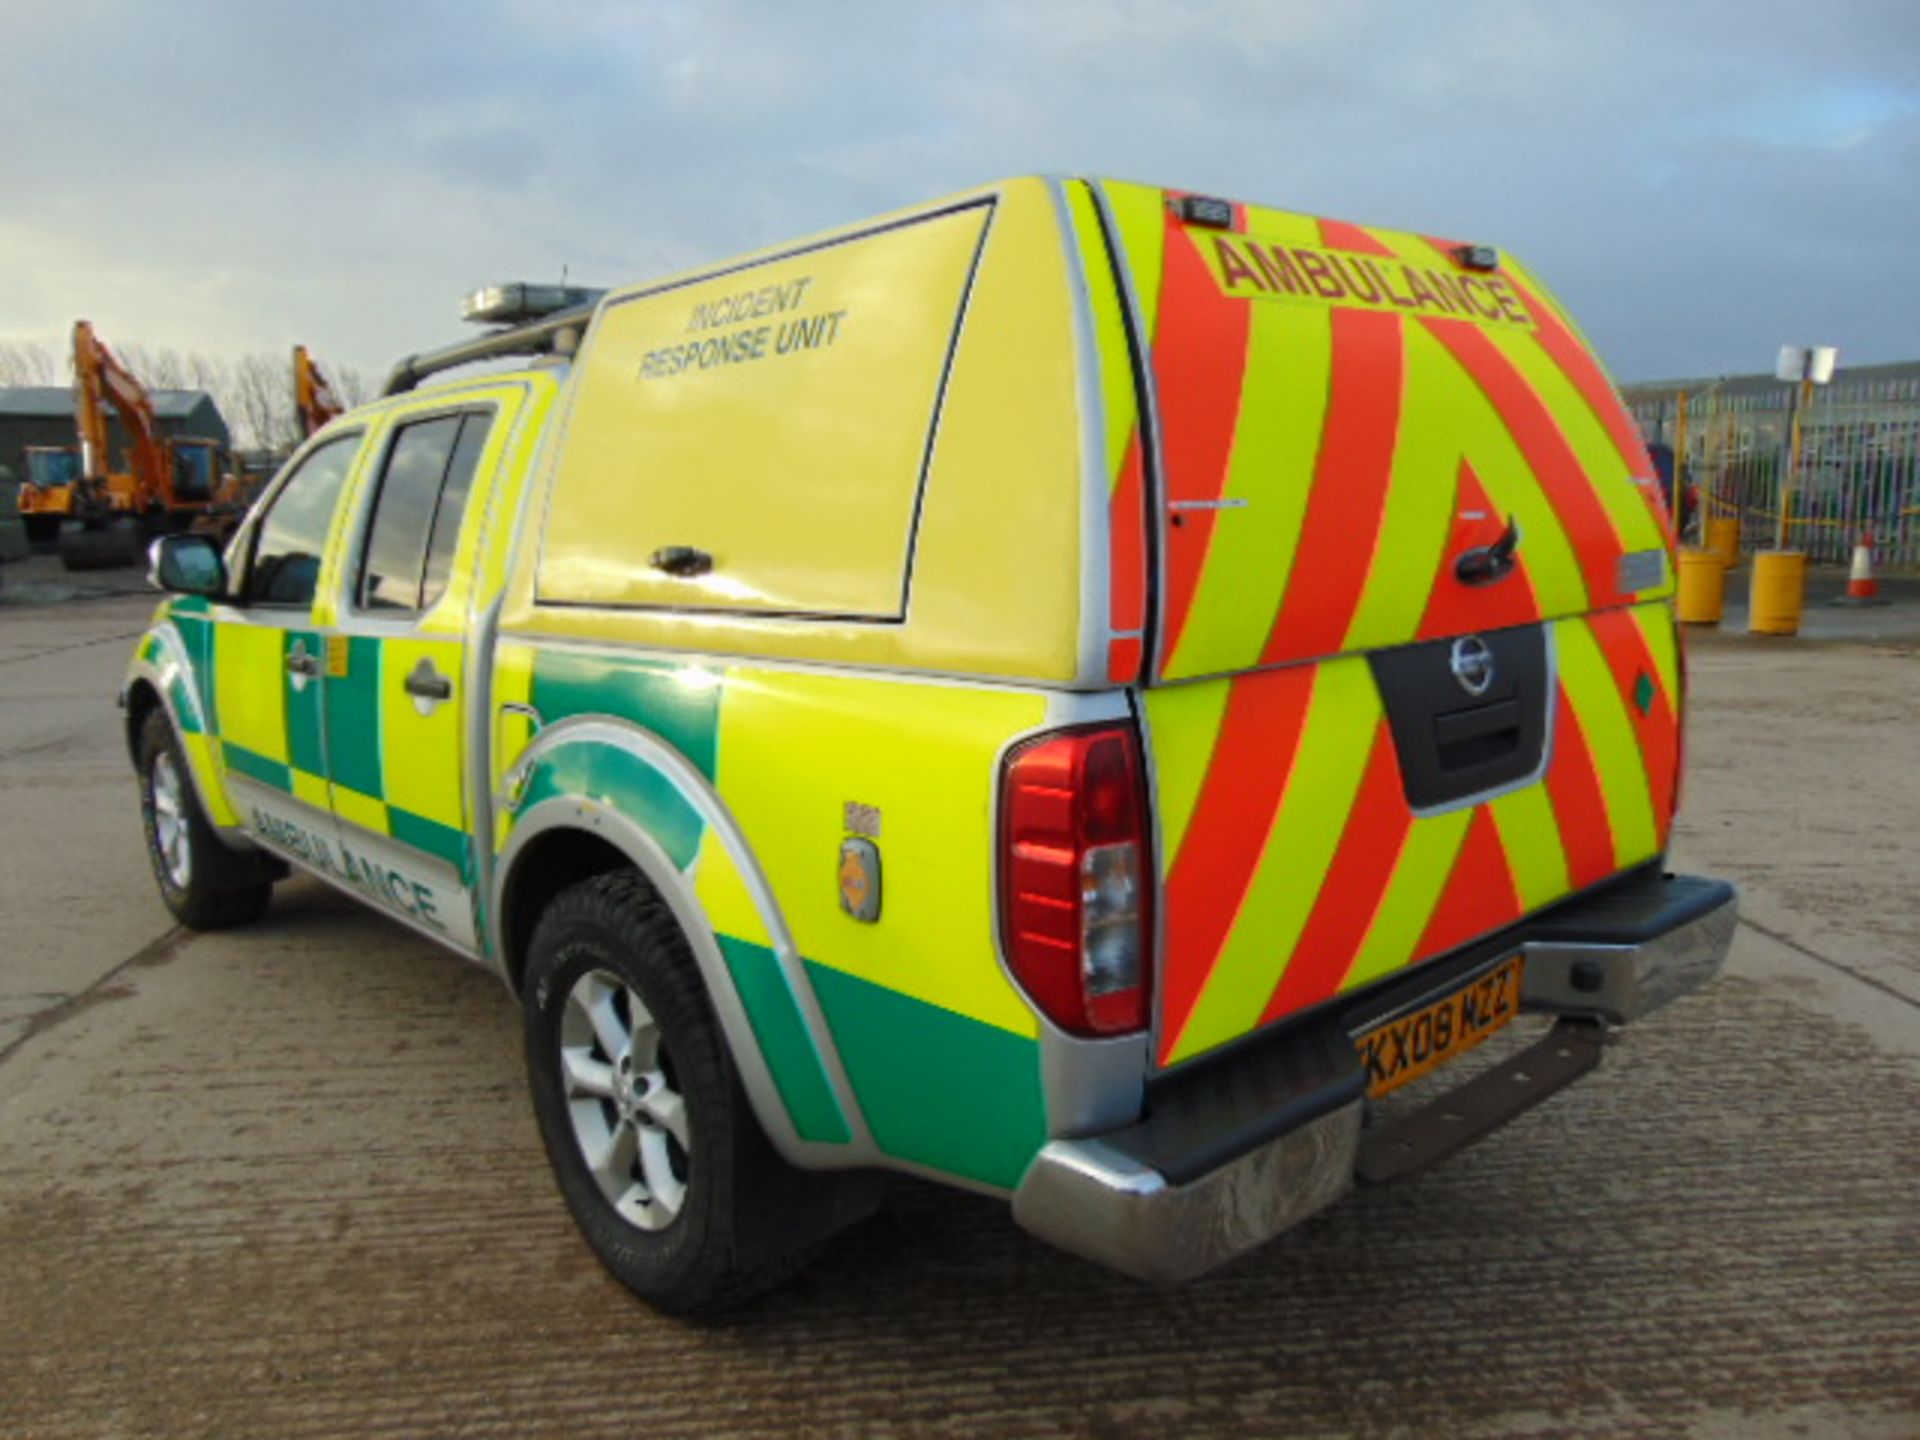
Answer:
[
  {"left": 1454, "top": 244, "right": 1500, "bottom": 272},
  {"left": 463, "top": 282, "right": 607, "bottom": 327}
]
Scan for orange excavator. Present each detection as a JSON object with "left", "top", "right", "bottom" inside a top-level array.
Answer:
[{"left": 16, "top": 320, "right": 235, "bottom": 569}]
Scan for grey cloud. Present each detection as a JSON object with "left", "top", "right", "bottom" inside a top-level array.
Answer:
[{"left": 1, "top": 0, "right": 1913, "bottom": 384}]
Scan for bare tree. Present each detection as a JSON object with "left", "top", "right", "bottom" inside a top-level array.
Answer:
[
  {"left": 333, "top": 364, "right": 372, "bottom": 409},
  {"left": 0, "top": 340, "right": 62, "bottom": 386},
  {"left": 4, "top": 334, "right": 373, "bottom": 452},
  {"left": 230, "top": 353, "right": 302, "bottom": 454}
]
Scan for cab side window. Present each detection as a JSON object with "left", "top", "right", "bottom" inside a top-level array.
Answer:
[
  {"left": 355, "top": 412, "right": 493, "bottom": 614},
  {"left": 244, "top": 433, "right": 361, "bottom": 607}
]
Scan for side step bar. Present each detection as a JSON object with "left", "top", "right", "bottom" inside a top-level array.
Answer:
[{"left": 1356, "top": 1020, "right": 1606, "bottom": 1184}]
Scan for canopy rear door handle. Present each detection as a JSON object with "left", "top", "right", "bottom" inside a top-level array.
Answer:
[
  {"left": 650, "top": 545, "right": 713, "bottom": 577},
  {"left": 1455, "top": 515, "right": 1522, "bottom": 587},
  {"left": 403, "top": 657, "right": 454, "bottom": 713},
  {"left": 286, "top": 646, "right": 321, "bottom": 678}
]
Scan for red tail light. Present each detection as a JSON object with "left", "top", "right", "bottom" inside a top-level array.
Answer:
[{"left": 998, "top": 724, "right": 1153, "bottom": 1035}]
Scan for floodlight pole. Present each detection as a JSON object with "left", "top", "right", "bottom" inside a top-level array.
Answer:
[
  {"left": 1779, "top": 375, "right": 1812, "bottom": 551},
  {"left": 1774, "top": 345, "right": 1837, "bottom": 551}
]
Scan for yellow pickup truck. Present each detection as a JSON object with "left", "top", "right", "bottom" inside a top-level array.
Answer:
[{"left": 125, "top": 176, "right": 1736, "bottom": 1314}]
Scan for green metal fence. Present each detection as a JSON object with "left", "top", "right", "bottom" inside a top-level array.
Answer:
[{"left": 1624, "top": 375, "right": 1920, "bottom": 568}]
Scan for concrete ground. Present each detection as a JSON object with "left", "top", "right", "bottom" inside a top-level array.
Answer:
[{"left": 1, "top": 586, "right": 1916, "bottom": 1439}]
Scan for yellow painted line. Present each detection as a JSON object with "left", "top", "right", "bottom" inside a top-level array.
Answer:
[
  {"left": 1142, "top": 678, "right": 1234, "bottom": 870},
  {"left": 1169, "top": 661, "right": 1381, "bottom": 1063},
  {"left": 1558, "top": 619, "right": 1657, "bottom": 864},
  {"left": 1166, "top": 209, "right": 1328, "bottom": 681},
  {"left": 1489, "top": 783, "right": 1571, "bottom": 912},
  {"left": 1065, "top": 183, "right": 1138, "bottom": 495},
  {"left": 1339, "top": 806, "right": 1473, "bottom": 994}
]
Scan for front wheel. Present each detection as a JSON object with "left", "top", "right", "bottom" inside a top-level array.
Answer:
[
  {"left": 522, "top": 871, "right": 876, "bottom": 1315},
  {"left": 137, "top": 709, "right": 273, "bottom": 929}
]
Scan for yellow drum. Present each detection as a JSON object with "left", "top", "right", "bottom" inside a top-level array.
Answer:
[
  {"left": 1675, "top": 548, "right": 1725, "bottom": 625},
  {"left": 1749, "top": 550, "right": 1807, "bottom": 636},
  {"left": 1706, "top": 515, "right": 1742, "bottom": 570}
]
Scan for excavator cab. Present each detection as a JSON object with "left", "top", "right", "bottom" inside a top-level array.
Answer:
[
  {"left": 170, "top": 438, "right": 220, "bottom": 504},
  {"left": 24, "top": 446, "right": 81, "bottom": 490},
  {"left": 17, "top": 447, "right": 83, "bottom": 547}
]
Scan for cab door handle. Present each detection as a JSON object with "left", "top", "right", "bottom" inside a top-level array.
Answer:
[
  {"left": 286, "top": 647, "right": 322, "bottom": 678},
  {"left": 403, "top": 658, "right": 453, "bottom": 710}
]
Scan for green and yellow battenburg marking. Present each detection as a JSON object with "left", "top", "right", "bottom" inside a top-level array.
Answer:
[{"left": 493, "top": 643, "right": 1052, "bottom": 1188}]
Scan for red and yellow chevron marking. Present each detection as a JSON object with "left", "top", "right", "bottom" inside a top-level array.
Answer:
[
  {"left": 1148, "top": 605, "right": 1681, "bottom": 1067},
  {"left": 1093, "top": 181, "right": 1672, "bottom": 685}
]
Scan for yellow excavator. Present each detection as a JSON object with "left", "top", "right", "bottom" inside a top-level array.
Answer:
[
  {"left": 16, "top": 329, "right": 343, "bottom": 568},
  {"left": 16, "top": 321, "right": 233, "bottom": 569}
]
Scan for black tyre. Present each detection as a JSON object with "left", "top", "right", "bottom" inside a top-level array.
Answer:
[
  {"left": 137, "top": 709, "right": 274, "bottom": 929},
  {"left": 522, "top": 870, "right": 877, "bottom": 1315}
]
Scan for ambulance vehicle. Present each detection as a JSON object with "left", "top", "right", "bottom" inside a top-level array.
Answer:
[{"left": 126, "top": 177, "right": 1736, "bottom": 1313}]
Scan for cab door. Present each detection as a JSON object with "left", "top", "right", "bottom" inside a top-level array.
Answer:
[
  {"left": 202, "top": 429, "right": 367, "bottom": 870},
  {"left": 320, "top": 398, "right": 507, "bottom": 953}
]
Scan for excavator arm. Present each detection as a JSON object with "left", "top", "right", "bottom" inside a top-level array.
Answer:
[
  {"left": 293, "top": 344, "right": 343, "bottom": 436},
  {"left": 72, "top": 320, "right": 171, "bottom": 511}
]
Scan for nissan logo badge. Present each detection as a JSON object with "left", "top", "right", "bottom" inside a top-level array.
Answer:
[{"left": 1450, "top": 635, "right": 1495, "bottom": 697}]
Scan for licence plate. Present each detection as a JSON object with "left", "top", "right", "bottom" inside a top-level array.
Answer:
[{"left": 1356, "top": 954, "right": 1525, "bottom": 1098}]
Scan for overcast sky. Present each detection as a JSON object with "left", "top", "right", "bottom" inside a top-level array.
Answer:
[{"left": 2, "top": 0, "right": 1914, "bottom": 388}]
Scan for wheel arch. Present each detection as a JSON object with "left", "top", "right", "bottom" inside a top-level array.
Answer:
[
  {"left": 493, "top": 790, "right": 874, "bottom": 1173},
  {"left": 122, "top": 625, "right": 247, "bottom": 840},
  {"left": 124, "top": 676, "right": 166, "bottom": 769}
]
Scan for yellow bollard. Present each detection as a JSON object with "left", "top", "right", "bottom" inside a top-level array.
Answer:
[
  {"left": 1706, "top": 515, "right": 1742, "bottom": 570},
  {"left": 1675, "top": 548, "right": 1726, "bottom": 625},
  {"left": 1749, "top": 550, "right": 1807, "bottom": 636}
]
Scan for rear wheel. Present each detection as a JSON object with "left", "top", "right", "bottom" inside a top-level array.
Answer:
[
  {"left": 522, "top": 871, "right": 877, "bottom": 1315},
  {"left": 137, "top": 709, "right": 273, "bottom": 929}
]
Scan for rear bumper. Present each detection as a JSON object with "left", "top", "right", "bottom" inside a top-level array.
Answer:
[{"left": 1011, "top": 869, "right": 1737, "bottom": 1284}]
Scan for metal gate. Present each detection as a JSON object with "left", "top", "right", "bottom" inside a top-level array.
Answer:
[{"left": 1626, "top": 375, "right": 1920, "bottom": 568}]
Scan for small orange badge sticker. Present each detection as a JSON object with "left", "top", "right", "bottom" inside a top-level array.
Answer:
[{"left": 838, "top": 838, "right": 881, "bottom": 923}]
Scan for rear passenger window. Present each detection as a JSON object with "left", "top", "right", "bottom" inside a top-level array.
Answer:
[
  {"left": 421, "top": 416, "right": 490, "bottom": 611},
  {"left": 356, "top": 412, "right": 492, "bottom": 614},
  {"left": 245, "top": 433, "right": 360, "bottom": 607}
]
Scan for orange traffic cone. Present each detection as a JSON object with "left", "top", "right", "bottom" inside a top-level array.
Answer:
[{"left": 1847, "top": 531, "right": 1880, "bottom": 601}]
